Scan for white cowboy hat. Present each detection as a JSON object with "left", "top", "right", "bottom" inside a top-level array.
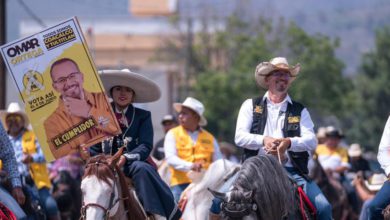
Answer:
[
  {"left": 348, "top": 143, "right": 362, "bottom": 157},
  {"left": 173, "top": 97, "right": 207, "bottom": 126},
  {"left": 0, "top": 102, "right": 29, "bottom": 130},
  {"left": 161, "top": 114, "right": 176, "bottom": 125},
  {"left": 98, "top": 69, "right": 161, "bottom": 103},
  {"left": 365, "top": 173, "right": 387, "bottom": 192},
  {"left": 255, "top": 57, "right": 300, "bottom": 89}
]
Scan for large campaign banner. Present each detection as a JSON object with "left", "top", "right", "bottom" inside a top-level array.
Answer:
[{"left": 0, "top": 17, "right": 121, "bottom": 161}]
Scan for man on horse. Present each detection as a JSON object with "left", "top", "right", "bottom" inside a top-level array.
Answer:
[
  {"left": 164, "top": 97, "right": 223, "bottom": 203},
  {"left": 233, "top": 57, "right": 332, "bottom": 219}
]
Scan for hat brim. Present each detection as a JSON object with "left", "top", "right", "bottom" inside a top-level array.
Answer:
[
  {"left": 98, "top": 69, "right": 161, "bottom": 103},
  {"left": 348, "top": 150, "right": 362, "bottom": 157},
  {"left": 255, "top": 62, "right": 300, "bottom": 89},
  {"left": 365, "top": 180, "right": 383, "bottom": 192},
  {"left": 0, "top": 110, "right": 29, "bottom": 130},
  {"left": 173, "top": 103, "right": 207, "bottom": 126}
]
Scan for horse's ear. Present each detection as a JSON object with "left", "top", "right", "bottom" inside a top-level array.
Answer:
[
  {"left": 208, "top": 188, "right": 226, "bottom": 200},
  {"left": 108, "top": 147, "right": 124, "bottom": 166}
]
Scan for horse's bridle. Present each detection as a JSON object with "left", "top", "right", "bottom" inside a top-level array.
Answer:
[
  {"left": 221, "top": 186, "right": 258, "bottom": 219},
  {"left": 80, "top": 161, "right": 126, "bottom": 220}
]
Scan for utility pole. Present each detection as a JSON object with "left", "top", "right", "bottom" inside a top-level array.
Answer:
[{"left": 0, "top": 0, "right": 6, "bottom": 109}]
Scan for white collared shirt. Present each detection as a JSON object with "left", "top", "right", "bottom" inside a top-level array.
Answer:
[
  {"left": 164, "top": 128, "right": 222, "bottom": 171},
  {"left": 378, "top": 116, "right": 390, "bottom": 176},
  {"left": 234, "top": 92, "right": 317, "bottom": 167}
]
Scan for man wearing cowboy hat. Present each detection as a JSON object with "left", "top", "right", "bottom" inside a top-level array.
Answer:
[
  {"left": 315, "top": 126, "right": 351, "bottom": 178},
  {"left": 2, "top": 102, "right": 60, "bottom": 220},
  {"left": 44, "top": 58, "right": 120, "bottom": 158},
  {"left": 164, "top": 97, "right": 222, "bottom": 203},
  {"left": 234, "top": 57, "right": 332, "bottom": 219},
  {"left": 368, "top": 116, "right": 390, "bottom": 219}
]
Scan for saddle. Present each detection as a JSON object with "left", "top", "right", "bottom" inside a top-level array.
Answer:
[{"left": 0, "top": 201, "right": 16, "bottom": 220}]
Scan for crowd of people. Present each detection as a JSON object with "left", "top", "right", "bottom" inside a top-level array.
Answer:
[{"left": 0, "top": 56, "right": 389, "bottom": 220}]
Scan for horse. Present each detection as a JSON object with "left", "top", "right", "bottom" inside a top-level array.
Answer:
[
  {"left": 52, "top": 170, "right": 82, "bottom": 220},
  {"left": 309, "top": 158, "right": 358, "bottom": 220},
  {"left": 211, "top": 155, "right": 315, "bottom": 220},
  {"left": 180, "top": 159, "right": 240, "bottom": 220},
  {"left": 80, "top": 148, "right": 147, "bottom": 220}
]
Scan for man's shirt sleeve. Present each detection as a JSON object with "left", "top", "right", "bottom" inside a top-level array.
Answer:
[{"left": 378, "top": 116, "right": 390, "bottom": 176}]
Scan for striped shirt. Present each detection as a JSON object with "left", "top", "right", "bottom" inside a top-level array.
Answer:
[{"left": 0, "top": 122, "right": 22, "bottom": 187}]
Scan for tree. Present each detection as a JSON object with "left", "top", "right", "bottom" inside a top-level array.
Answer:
[{"left": 347, "top": 27, "right": 390, "bottom": 151}]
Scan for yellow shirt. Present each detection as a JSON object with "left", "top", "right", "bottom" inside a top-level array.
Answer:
[{"left": 315, "top": 144, "right": 350, "bottom": 171}]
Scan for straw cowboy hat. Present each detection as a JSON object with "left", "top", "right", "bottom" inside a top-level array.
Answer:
[
  {"left": 0, "top": 102, "right": 29, "bottom": 130},
  {"left": 348, "top": 143, "right": 363, "bottom": 157},
  {"left": 98, "top": 69, "right": 161, "bottom": 103},
  {"left": 173, "top": 97, "right": 207, "bottom": 126},
  {"left": 255, "top": 57, "right": 300, "bottom": 89},
  {"left": 365, "top": 173, "right": 387, "bottom": 192},
  {"left": 316, "top": 127, "right": 327, "bottom": 139}
]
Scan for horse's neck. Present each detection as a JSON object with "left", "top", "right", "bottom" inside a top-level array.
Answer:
[{"left": 109, "top": 177, "right": 127, "bottom": 220}]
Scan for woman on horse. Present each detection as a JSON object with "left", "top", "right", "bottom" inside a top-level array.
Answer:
[{"left": 86, "top": 69, "right": 181, "bottom": 220}]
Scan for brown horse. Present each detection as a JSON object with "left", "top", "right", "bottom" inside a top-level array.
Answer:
[{"left": 80, "top": 148, "right": 147, "bottom": 220}]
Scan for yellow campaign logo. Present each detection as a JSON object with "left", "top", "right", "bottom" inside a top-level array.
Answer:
[
  {"left": 288, "top": 116, "right": 300, "bottom": 123},
  {"left": 23, "top": 70, "right": 45, "bottom": 94},
  {"left": 254, "top": 105, "right": 263, "bottom": 114}
]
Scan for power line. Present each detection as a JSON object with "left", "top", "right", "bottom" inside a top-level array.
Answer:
[{"left": 17, "top": 0, "right": 46, "bottom": 28}]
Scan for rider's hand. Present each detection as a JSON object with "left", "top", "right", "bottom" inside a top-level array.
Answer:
[
  {"left": 12, "top": 187, "right": 25, "bottom": 205},
  {"left": 263, "top": 136, "right": 279, "bottom": 154},
  {"left": 117, "top": 155, "right": 127, "bottom": 168},
  {"left": 276, "top": 138, "right": 291, "bottom": 154},
  {"left": 190, "top": 162, "right": 203, "bottom": 172}
]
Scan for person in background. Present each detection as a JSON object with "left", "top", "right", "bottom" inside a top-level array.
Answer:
[
  {"left": 2, "top": 102, "right": 60, "bottom": 220},
  {"left": 316, "top": 126, "right": 327, "bottom": 145},
  {"left": 164, "top": 97, "right": 222, "bottom": 203},
  {"left": 368, "top": 116, "right": 390, "bottom": 219},
  {"left": 348, "top": 143, "right": 371, "bottom": 178},
  {"left": 0, "top": 121, "right": 26, "bottom": 219},
  {"left": 218, "top": 142, "right": 239, "bottom": 164},
  {"left": 316, "top": 126, "right": 350, "bottom": 178},
  {"left": 152, "top": 114, "right": 178, "bottom": 161},
  {"left": 353, "top": 172, "right": 387, "bottom": 220}
]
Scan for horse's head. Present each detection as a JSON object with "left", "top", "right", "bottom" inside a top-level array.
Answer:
[
  {"left": 80, "top": 148, "right": 123, "bottom": 220},
  {"left": 209, "top": 188, "right": 258, "bottom": 220}
]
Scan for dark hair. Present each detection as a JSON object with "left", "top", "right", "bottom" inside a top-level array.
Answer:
[{"left": 50, "top": 58, "right": 80, "bottom": 79}]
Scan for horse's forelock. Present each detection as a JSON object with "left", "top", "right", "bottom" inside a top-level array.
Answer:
[{"left": 83, "top": 155, "right": 115, "bottom": 187}]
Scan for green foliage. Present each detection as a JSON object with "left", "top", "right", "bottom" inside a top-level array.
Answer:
[
  {"left": 347, "top": 27, "right": 390, "bottom": 150},
  {"left": 193, "top": 16, "right": 350, "bottom": 142}
]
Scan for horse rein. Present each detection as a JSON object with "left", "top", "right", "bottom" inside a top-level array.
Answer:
[{"left": 80, "top": 161, "right": 128, "bottom": 220}]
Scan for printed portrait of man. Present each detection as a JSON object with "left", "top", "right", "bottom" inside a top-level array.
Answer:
[{"left": 43, "top": 57, "right": 120, "bottom": 158}]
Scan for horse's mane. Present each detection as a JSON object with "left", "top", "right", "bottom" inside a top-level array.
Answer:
[
  {"left": 83, "top": 154, "right": 146, "bottom": 220},
  {"left": 226, "top": 155, "right": 295, "bottom": 220}
]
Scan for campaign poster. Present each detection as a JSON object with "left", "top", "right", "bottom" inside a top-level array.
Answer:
[{"left": 0, "top": 17, "right": 121, "bottom": 161}]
